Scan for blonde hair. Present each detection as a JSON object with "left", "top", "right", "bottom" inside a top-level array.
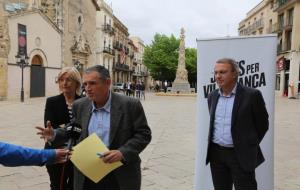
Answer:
[{"left": 57, "top": 67, "right": 82, "bottom": 95}]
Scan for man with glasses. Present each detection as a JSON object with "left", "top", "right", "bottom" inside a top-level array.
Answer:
[
  {"left": 37, "top": 65, "right": 151, "bottom": 190},
  {"left": 205, "top": 58, "right": 269, "bottom": 190}
]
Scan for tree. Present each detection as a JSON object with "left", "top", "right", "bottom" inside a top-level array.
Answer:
[
  {"left": 144, "top": 33, "right": 197, "bottom": 84},
  {"left": 185, "top": 48, "right": 197, "bottom": 86},
  {"left": 144, "top": 33, "right": 179, "bottom": 82}
]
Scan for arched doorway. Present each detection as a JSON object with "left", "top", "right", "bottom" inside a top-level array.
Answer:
[{"left": 30, "top": 55, "right": 45, "bottom": 97}]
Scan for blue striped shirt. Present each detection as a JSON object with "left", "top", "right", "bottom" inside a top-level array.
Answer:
[
  {"left": 88, "top": 93, "right": 111, "bottom": 147},
  {"left": 212, "top": 84, "right": 237, "bottom": 147}
]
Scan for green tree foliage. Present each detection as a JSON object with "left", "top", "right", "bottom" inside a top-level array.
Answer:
[
  {"left": 144, "top": 33, "right": 197, "bottom": 84},
  {"left": 185, "top": 48, "right": 197, "bottom": 85},
  {"left": 144, "top": 33, "right": 179, "bottom": 81}
]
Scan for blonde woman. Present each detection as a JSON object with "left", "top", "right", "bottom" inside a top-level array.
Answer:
[{"left": 44, "top": 67, "right": 81, "bottom": 190}]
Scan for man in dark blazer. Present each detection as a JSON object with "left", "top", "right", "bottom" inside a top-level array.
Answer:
[
  {"left": 206, "top": 58, "right": 269, "bottom": 190},
  {"left": 38, "top": 65, "right": 151, "bottom": 190}
]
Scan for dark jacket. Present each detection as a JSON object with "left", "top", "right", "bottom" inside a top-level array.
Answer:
[
  {"left": 206, "top": 83, "right": 269, "bottom": 172},
  {"left": 54, "top": 92, "right": 152, "bottom": 190},
  {"left": 44, "top": 93, "right": 81, "bottom": 149}
]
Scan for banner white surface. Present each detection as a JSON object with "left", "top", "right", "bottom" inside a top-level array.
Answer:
[{"left": 195, "top": 35, "right": 277, "bottom": 190}]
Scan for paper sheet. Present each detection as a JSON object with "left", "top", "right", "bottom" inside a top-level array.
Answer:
[{"left": 70, "top": 133, "right": 123, "bottom": 183}]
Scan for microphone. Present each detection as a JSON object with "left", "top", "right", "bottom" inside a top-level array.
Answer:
[{"left": 65, "top": 122, "right": 82, "bottom": 150}]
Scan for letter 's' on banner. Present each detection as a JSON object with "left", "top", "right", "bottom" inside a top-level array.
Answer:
[{"left": 195, "top": 35, "right": 277, "bottom": 190}]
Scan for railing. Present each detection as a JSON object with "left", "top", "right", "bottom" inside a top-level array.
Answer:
[
  {"left": 103, "top": 47, "right": 115, "bottom": 55},
  {"left": 102, "top": 24, "right": 115, "bottom": 35},
  {"left": 133, "top": 71, "right": 148, "bottom": 77},
  {"left": 241, "top": 18, "right": 264, "bottom": 35},
  {"left": 274, "top": 0, "right": 290, "bottom": 9},
  {"left": 113, "top": 62, "right": 130, "bottom": 71}
]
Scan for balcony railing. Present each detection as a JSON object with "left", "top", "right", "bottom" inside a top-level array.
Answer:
[
  {"left": 113, "top": 62, "right": 130, "bottom": 71},
  {"left": 102, "top": 24, "right": 115, "bottom": 35},
  {"left": 103, "top": 47, "right": 115, "bottom": 55},
  {"left": 241, "top": 18, "right": 264, "bottom": 35},
  {"left": 274, "top": 0, "right": 299, "bottom": 11},
  {"left": 132, "top": 71, "right": 148, "bottom": 77}
]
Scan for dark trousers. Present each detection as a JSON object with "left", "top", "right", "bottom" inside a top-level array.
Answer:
[
  {"left": 46, "top": 161, "right": 74, "bottom": 190},
  {"left": 84, "top": 173, "right": 120, "bottom": 190},
  {"left": 209, "top": 143, "right": 257, "bottom": 190}
]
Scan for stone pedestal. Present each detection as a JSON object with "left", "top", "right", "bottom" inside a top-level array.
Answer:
[{"left": 172, "top": 82, "right": 191, "bottom": 93}]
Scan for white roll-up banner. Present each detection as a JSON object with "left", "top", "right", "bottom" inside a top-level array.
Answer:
[{"left": 195, "top": 35, "right": 277, "bottom": 190}]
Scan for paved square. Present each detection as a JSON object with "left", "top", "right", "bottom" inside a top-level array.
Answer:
[{"left": 0, "top": 93, "right": 299, "bottom": 189}]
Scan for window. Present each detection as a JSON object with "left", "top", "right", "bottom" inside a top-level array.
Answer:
[
  {"left": 287, "top": 8, "right": 294, "bottom": 26},
  {"left": 275, "top": 74, "right": 280, "bottom": 90},
  {"left": 285, "top": 30, "right": 292, "bottom": 50},
  {"left": 278, "top": 14, "right": 284, "bottom": 29}
]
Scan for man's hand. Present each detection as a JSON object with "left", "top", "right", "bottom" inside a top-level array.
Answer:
[
  {"left": 36, "top": 121, "right": 54, "bottom": 142},
  {"left": 101, "top": 150, "right": 124, "bottom": 164},
  {"left": 54, "top": 149, "right": 70, "bottom": 164}
]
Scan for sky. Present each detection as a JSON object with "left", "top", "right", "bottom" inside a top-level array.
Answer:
[{"left": 109, "top": 0, "right": 263, "bottom": 48}]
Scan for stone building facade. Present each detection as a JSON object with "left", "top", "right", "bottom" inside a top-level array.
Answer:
[
  {"left": 239, "top": 0, "right": 300, "bottom": 98},
  {"left": 130, "top": 36, "right": 150, "bottom": 89},
  {"left": 112, "top": 15, "right": 132, "bottom": 84},
  {"left": 95, "top": 0, "right": 114, "bottom": 76}
]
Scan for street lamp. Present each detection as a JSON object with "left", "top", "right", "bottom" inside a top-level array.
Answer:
[{"left": 15, "top": 54, "right": 29, "bottom": 102}]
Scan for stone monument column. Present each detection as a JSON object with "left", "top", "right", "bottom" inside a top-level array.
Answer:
[{"left": 171, "top": 28, "right": 191, "bottom": 93}]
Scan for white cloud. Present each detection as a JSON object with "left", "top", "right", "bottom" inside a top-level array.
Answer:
[{"left": 110, "top": 0, "right": 262, "bottom": 47}]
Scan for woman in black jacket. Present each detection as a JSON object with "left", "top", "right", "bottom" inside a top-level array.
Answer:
[{"left": 44, "top": 67, "right": 81, "bottom": 190}]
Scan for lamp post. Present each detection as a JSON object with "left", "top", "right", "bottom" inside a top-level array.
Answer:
[{"left": 15, "top": 54, "right": 29, "bottom": 102}]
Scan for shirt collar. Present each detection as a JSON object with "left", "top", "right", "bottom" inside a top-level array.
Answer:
[
  {"left": 219, "top": 83, "right": 237, "bottom": 97},
  {"left": 91, "top": 91, "right": 111, "bottom": 113}
]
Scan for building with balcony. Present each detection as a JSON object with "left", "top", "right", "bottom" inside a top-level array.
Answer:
[
  {"left": 112, "top": 16, "right": 131, "bottom": 84},
  {"left": 239, "top": 0, "right": 300, "bottom": 98},
  {"left": 96, "top": 0, "right": 114, "bottom": 77},
  {"left": 130, "top": 36, "right": 151, "bottom": 89},
  {"left": 273, "top": 0, "right": 300, "bottom": 97},
  {"left": 239, "top": 0, "right": 277, "bottom": 36}
]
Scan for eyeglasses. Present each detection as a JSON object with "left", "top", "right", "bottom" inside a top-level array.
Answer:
[{"left": 213, "top": 70, "right": 232, "bottom": 76}]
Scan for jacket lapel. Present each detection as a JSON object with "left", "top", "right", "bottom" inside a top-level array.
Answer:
[
  {"left": 209, "top": 91, "right": 220, "bottom": 140},
  {"left": 231, "top": 84, "right": 243, "bottom": 128},
  {"left": 109, "top": 93, "right": 123, "bottom": 146},
  {"left": 81, "top": 100, "right": 93, "bottom": 139}
]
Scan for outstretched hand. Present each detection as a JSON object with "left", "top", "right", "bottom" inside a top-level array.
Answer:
[
  {"left": 54, "top": 149, "right": 70, "bottom": 164},
  {"left": 36, "top": 120, "right": 54, "bottom": 142}
]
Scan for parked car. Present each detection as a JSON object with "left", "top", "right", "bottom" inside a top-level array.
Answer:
[{"left": 112, "top": 82, "right": 124, "bottom": 92}]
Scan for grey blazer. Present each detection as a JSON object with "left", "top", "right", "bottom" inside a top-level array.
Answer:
[{"left": 55, "top": 92, "right": 151, "bottom": 190}]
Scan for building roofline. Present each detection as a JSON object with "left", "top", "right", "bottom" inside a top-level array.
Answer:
[
  {"left": 196, "top": 34, "right": 277, "bottom": 42},
  {"left": 7, "top": 9, "right": 62, "bottom": 34},
  {"left": 92, "top": 0, "right": 100, "bottom": 11}
]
